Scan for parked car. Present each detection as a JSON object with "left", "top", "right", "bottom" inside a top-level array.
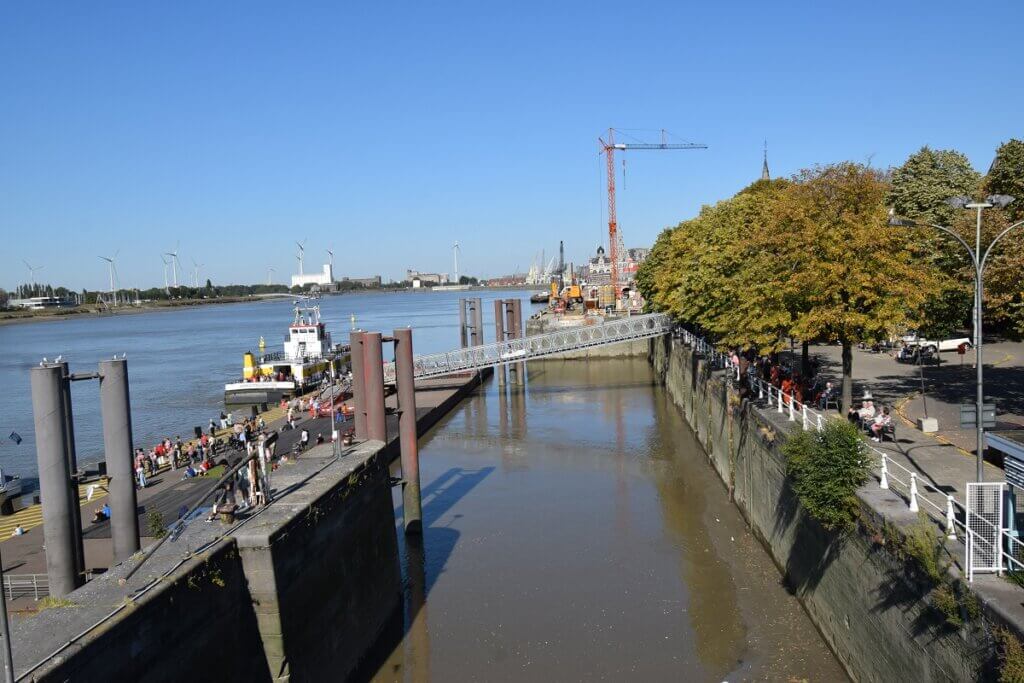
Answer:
[{"left": 902, "top": 334, "right": 972, "bottom": 353}]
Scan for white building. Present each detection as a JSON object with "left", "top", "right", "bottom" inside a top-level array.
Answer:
[{"left": 291, "top": 264, "right": 334, "bottom": 289}]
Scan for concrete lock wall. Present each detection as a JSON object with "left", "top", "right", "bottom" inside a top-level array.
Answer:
[
  {"left": 17, "top": 446, "right": 401, "bottom": 683},
  {"left": 29, "top": 539, "right": 266, "bottom": 683},
  {"left": 650, "top": 335, "right": 1013, "bottom": 683},
  {"left": 234, "top": 453, "right": 400, "bottom": 682}
]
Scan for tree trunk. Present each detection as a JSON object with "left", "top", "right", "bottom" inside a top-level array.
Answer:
[
  {"left": 841, "top": 340, "right": 853, "bottom": 415},
  {"left": 801, "top": 341, "right": 811, "bottom": 379}
]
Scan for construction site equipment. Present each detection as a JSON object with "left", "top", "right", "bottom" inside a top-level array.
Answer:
[
  {"left": 382, "top": 313, "right": 671, "bottom": 383},
  {"left": 598, "top": 129, "right": 706, "bottom": 296}
]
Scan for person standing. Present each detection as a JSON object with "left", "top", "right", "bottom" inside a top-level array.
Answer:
[{"left": 300, "top": 428, "right": 310, "bottom": 451}]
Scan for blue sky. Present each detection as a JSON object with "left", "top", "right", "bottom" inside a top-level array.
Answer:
[{"left": 2, "top": 1, "right": 1022, "bottom": 290}]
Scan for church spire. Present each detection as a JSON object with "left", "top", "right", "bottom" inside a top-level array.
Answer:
[{"left": 761, "top": 140, "right": 770, "bottom": 181}]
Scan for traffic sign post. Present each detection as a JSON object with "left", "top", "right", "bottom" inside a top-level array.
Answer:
[{"left": 960, "top": 403, "right": 996, "bottom": 430}]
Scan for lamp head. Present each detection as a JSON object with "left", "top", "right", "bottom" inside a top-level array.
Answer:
[
  {"left": 945, "top": 195, "right": 972, "bottom": 209},
  {"left": 887, "top": 208, "right": 916, "bottom": 228},
  {"left": 986, "top": 194, "right": 1015, "bottom": 208}
]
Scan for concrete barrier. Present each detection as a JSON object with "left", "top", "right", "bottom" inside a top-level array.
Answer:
[{"left": 650, "top": 335, "right": 1021, "bottom": 682}]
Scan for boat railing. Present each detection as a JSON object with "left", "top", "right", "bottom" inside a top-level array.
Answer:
[{"left": 258, "top": 351, "right": 327, "bottom": 364}]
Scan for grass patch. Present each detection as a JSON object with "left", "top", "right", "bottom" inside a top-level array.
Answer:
[
  {"left": 782, "top": 419, "right": 869, "bottom": 532},
  {"left": 146, "top": 509, "right": 166, "bottom": 538},
  {"left": 37, "top": 596, "right": 78, "bottom": 610}
]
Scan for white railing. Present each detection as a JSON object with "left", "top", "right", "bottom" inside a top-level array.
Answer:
[
  {"left": 674, "top": 327, "right": 1019, "bottom": 582},
  {"left": 382, "top": 313, "right": 673, "bottom": 383},
  {"left": 4, "top": 573, "right": 48, "bottom": 601}
]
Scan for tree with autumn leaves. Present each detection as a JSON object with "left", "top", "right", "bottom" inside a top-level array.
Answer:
[
  {"left": 638, "top": 143, "right": 1024, "bottom": 414},
  {"left": 638, "top": 163, "right": 935, "bottom": 412}
]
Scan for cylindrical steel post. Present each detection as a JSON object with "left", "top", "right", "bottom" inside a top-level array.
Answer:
[
  {"left": 493, "top": 299, "right": 506, "bottom": 387},
  {"left": 505, "top": 301, "right": 518, "bottom": 385},
  {"left": 350, "top": 331, "right": 367, "bottom": 439},
  {"left": 363, "top": 332, "right": 387, "bottom": 442},
  {"left": 471, "top": 297, "right": 483, "bottom": 347},
  {"left": 99, "top": 358, "right": 141, "bottom": 564},
  {"left": 458, "top": 299, "right": 468, "bottom": 348},
  {"left": 511, "top": 299, "right": 525, "bottom": 384},
  {"left": 30, "top": 363, "right": 81, "bottom": 596},
  {"left": 57, "top": 361, "right": 86, "bottom": 582},
  {"left": 394, "top": 329, "right": 422, "bottom": 534}
]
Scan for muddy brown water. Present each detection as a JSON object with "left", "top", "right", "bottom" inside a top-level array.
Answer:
[{"left": 366, "top": 358, "right": 847, "bottom": 682}]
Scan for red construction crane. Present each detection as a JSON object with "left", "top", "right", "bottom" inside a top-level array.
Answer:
[{"left": 598, "top": 128, "right": 707, "bottom": 297}]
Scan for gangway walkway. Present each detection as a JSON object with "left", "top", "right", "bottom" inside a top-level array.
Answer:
[{"left": 383, "top": 313, "right": 671, "bottom": 383}]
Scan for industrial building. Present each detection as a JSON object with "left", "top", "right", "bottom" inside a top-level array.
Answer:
[{"left": 291, "top": 263, "right": 334, "bottom": 289}]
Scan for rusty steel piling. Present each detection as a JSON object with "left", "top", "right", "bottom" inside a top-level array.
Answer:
[{"left": 393, "top": 328, "right": 422, "bottom": 534}]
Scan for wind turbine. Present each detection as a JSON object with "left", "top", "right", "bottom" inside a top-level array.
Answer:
[
  {"left": 267, "top": 266, "right": 275, "bottom": 286},
  {"left": 98, "top": 252, "right": 119, "bottom": 306},
  {"left": 160, "top": 255, "right": 171, "bottom": 295},
  {"left": 22, "top": 260, "right": 43, "bottom": 292},
  {"left": 295, "top": 240, "right": 306, "bottom": 276},
  {"left": 452, "top": 241, "right": 460, "bottom": 284},
  {"left": 164, "top": 243, "right": 180, "bottom": 287},
  {"left": 192, "top": 258, "right": 204, "bottom": 287}
]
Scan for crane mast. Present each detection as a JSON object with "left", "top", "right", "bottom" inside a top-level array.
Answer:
[{"left": 598, "top": 128, "right": 707, "bottom": 297}]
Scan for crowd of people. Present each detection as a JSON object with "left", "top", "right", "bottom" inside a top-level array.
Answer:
[{"left": 719, "top": 342, "right": 894, "bottom": 442}]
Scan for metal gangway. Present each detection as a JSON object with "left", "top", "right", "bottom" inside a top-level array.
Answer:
[{"left": 382, "top": 313, "right": 671, "bottom": 383}]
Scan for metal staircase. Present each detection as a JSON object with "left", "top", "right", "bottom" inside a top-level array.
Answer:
[{"left": 382, "top": 313, "right": 671, "bottom": 383}]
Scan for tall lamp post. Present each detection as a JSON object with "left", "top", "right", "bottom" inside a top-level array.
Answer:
[{"left": 889, "top": 195, "right": 1023, "bottom": 482}]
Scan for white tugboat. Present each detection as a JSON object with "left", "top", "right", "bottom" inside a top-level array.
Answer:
[{"left": 224, "top": 298, "right": 348, "bottom": 406}]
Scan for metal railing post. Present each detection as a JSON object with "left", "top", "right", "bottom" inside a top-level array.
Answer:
[
  {"left": 909, "top": 473, "right": 919, "bottom": 512},
  {"left": 802, "top": 404, "right": 808, "bottom": 429},
  {"left": 880, "top": 455, "right": 889, "bottom": 490},
  {"left": 788, "top": 395, "right": 795, "bottom": 421},
  {"left": 816, "top": 413, "right": 823, "bottom": 431},
  {"left": 946, "top": 496, "right": 957, "bottom": 540},
  {"left": 777, "top": 389, "right": 783, "bottom": 413}
]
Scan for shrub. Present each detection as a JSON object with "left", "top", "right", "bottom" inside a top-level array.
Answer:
[
  {"left": 782, "top": 419, "right": 870, "bottom": 532},
  {"left": 997, "top": 627, "right": 1024, "bottom": 683},
  {"left": 931, "top": 583, "right": 963, "bottom": 627},
  {"left": 903, "top": 519, "right": 947, "bottom": 585},
  {"left": 146, "top": 509, "right": 166, "bottom": 539}
]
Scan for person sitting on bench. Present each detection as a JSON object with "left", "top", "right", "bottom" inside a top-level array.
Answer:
[{"left": 870, "top": 407, "right": 892, "bottom": 442}]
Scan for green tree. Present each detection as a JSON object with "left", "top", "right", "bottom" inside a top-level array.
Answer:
[
  {"left": 887, "top": 147, "right": 981, "bottom": 337},
  {"left": 775, "top": 164, "right": 937, "bottom": 412},
  {"left": 888, "top": 147, "right": 981, "bottom": 226},
  {"left": 986, "top": 139, "right": 1024, "bottom": 222}
]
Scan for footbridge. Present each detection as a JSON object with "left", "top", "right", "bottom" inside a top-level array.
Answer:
[{"left": 382, "top": 313, "right": 671, "bottom": 383}]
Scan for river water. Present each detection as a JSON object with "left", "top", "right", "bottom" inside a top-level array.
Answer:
[
  {"left": 368, "top": 359, "right": 846, "bottom": 682},
  {"left": 0, "top": 289, "right": 542, "bottom": 488}
]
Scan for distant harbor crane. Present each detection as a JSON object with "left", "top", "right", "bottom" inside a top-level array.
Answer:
[{"left": 598, "top": 129, "right": 706, "bottom": 295}]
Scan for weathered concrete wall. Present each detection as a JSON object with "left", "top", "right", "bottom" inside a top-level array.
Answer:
[
  {"left": 20, "top": 538, "right": 267, "bottom": 683},
  {"left": 236, "top": 450, "right": 399, "bottom": 682},
  {"left": 15, "top": 442, "right": 399, "bottom": 683},
  {"left": 651, "top": 335, "right": 1009, "bottom": 683}
]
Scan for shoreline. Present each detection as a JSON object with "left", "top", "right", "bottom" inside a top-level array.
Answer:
[{"left": 0, "top": 285, "right": 545, "bottom": 328}]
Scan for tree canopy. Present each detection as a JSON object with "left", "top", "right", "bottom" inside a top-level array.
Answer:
[
  {"left": 637, "top": 163, "right": 940, "bottom": 411},
  {"left": 986, "top": 139, "right": 1024, "bottom": 221}
]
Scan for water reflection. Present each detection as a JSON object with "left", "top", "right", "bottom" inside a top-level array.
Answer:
[{"left": 364, "top": 359, "right": 845, "bottom": 682}]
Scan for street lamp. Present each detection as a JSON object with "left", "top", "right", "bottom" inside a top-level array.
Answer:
[{"left": 889, "top": 196, "right": 1024, "bottom": 481}]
